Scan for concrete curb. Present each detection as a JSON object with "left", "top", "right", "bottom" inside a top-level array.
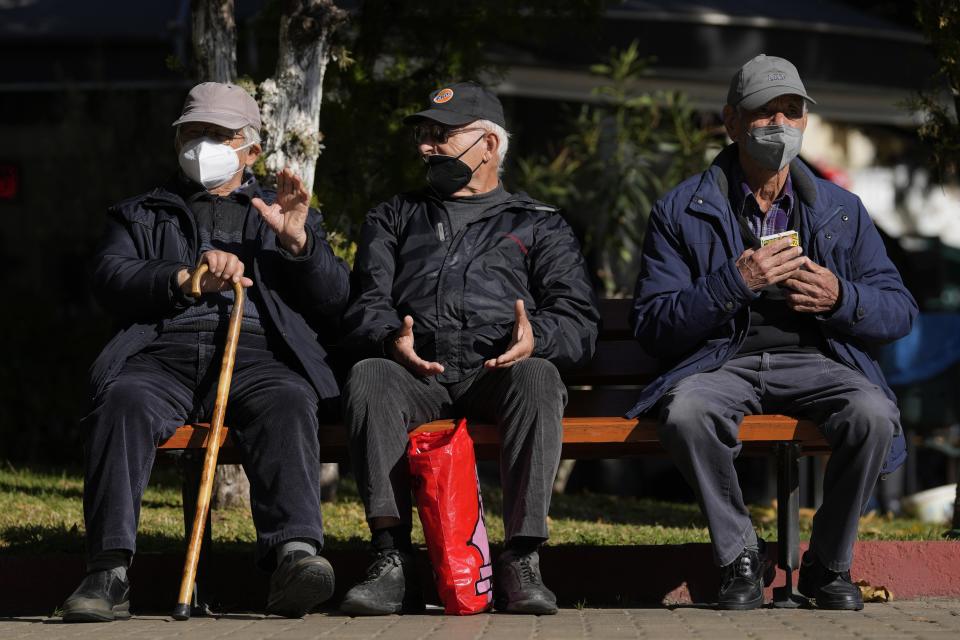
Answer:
[{"left": 4, "top": 541, "right": 958, "bottom": 616}]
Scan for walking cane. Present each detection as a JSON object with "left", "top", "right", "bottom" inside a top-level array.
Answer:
[{"left": 172, "top": 263, "right": 245, "bottom": 620}]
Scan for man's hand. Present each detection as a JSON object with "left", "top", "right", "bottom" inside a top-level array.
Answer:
[
  {"left": 251, "top": 168, "right": 310, "bottom": 256},
  {"left": 736, "top": 237, "right": 805, "bottom": 291},
  {"left": 178, "top": 250, "right": 253, "bottom": 295},
  {"left": 783, "top": 257, "right": 841, "bottom": 313},
  {"left": 388, "top": 315, "right": 445, "bottom": 376},
  {"left": 484, "top": 299, "right": 535, "bottom": 369}
]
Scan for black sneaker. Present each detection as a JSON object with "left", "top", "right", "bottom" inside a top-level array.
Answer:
[
  {"left": 797, "top": 551, "right": 864, "bottom": 611},
  {"left": 717, "top": 539, "right": 769, "bottom": 610},
  {"left": 340, "top": 549, "right": 423, "bottom": 616},
  {"left": 62, "top": 570, "right": 131, "bottom": 622},
  {"left": 494, "top": 549, "right": 558, "bottom": 615},
  {"left": 266, "top": 551, "right": 336, "bottom": 618}
]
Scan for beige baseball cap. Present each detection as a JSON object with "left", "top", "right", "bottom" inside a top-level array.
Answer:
[{"left": 172, "top": 82, "right": 262, "bottom": 131}]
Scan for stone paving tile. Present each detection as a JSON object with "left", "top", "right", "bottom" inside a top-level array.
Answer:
[{"left": 2, "top": 600, "right": 960, "bottom": 639}]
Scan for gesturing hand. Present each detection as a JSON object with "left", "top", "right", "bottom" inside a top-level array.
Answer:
[
  {"left": 388, "top": 315, "right": 445, "bottom": 377},
  {"left": 783, "top": 258, "right": 841, "bottom": 313},
  {"left": 736, "top": 237, "right": 805, "bottom": 291},
  {"left": 251, "top": 168, "right": 310, "bottom": 256},
  {"left": 484, "top": 299, "right": 535, "bottom": 369},
  {"left": 179, "top": 250, "right": 253, "bottom": 295}
]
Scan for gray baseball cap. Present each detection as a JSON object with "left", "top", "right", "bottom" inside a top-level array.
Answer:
[
  {"left": 172, "top": 82, "right": 262, "bottom": 131},
  {"left": 727, "top": 54, "right": 816, "bottom": 111}
]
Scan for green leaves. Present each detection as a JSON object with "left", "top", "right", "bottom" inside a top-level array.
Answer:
[
  {"left": 912, "top": 1, "right": 960, "bottom": 179},
  {"left": 516, "top": 42, "right": 719, "bottom": 295}
]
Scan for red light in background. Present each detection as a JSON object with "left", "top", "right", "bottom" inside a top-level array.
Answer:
[{"left": 0, "top": 163, "right": 19, "bottom": 201}]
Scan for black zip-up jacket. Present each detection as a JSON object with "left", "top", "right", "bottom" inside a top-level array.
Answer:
[
  {"left": 88, "top": 175, "right": 350, "bottom": 406},
  {"left": 342, "top": 189, "right": 600, "bottom": 381}
]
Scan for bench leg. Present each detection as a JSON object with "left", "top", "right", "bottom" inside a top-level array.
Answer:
[
  {"left": 180, "top": 451, "right": 214, "bottom": 616},
  {"left": 772, "top": 442, "right": 806, "bottom": 608}
]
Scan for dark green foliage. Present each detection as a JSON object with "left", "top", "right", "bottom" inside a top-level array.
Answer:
[
  {"left": 514, "top": 42, "right": 721, "bottom": 295},
  {"left": 911, "top": 0, "right": 960, "bottom": 180}
]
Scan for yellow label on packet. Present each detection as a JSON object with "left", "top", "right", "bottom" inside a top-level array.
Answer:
[{"left": 759, "top": 229, "right": 800, "bottom": 247}]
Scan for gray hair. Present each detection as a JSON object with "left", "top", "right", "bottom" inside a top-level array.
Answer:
[
  {"left": 474, "top": 119, "right": 510, "bottom": 175},
  {"left": 241, "top": 125, "right": 262, "bottom": 147}
]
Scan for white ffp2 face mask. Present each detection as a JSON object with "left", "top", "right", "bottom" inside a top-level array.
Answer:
[{"left": 178, "top": 137, "right": 254, "bottom": 190}]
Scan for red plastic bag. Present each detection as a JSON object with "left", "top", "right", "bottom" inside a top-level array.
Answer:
[{"left": 408, "top": 419, "right": 493, "bottom": 615}]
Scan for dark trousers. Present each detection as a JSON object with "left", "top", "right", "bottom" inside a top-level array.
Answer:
[
  {"left": 81, "top": 331, "right": 324, "bottom": 568},
  {"left": 657, "top": 352, "right": 898, "bottom": 571},
  {"left": 343, "top": 357, "right": 566, "bottom": 542}
]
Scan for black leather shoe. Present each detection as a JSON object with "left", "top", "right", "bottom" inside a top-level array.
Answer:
[
  {"left": 266, "top": 551, "right": 336, "bottom": 618},
  {"left": 494, "top": 549, "right": 558, "bottom": 615},
  {"left": 340, "top": 549, "right": 424, "bottom": 616},
  {"left": 62, "top": 570, "right": 131, "bottom": 622},
  {"left": 797, "top": 551, "right": 863, "bottom": 610},
  {"left": 717, "top": 539, "right": 769, "bottom": 610}
]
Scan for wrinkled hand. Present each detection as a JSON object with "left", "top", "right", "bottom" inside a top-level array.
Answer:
[
  {"left": 251, "top": 168, "right": 310, "bottom": 256},
  {"left": 783, "top": 258, "right": 841, "bottom": 313},
  {"left": 388, "top": 315, "right": 444, "bottom": 377},
  {"left": 736, "top": 237, "right": 805, "bottom": 291},
  {"left": 484, "top": 299, "right": 535, "bottom": 369},
  {"left": 179, "top": 250, "right": 253, "bottom": 295}
]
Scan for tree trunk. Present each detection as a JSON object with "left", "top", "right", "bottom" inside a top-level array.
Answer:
[
  {"left": 258, "top": 0, "right": 347, "bottom": 191},
  {"left": 191, "top": 0, "right": 237, "bottom": 83}
]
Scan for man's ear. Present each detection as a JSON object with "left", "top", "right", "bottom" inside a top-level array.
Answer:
[
  {"left": 483, "top": 130, "right": 499, "bottom": 163},
  {"left": 244, "top": 143, "right": 262, "bottom": 168},
  {"left": 722, "top": 104, "right": 740, "bottom": 142}
]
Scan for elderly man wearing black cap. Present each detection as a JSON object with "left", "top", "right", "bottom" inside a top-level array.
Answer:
[
  {"left": 628, "top": 55, "right": 916, "bottom": 610},
  {"left": 60, "top": 82, "right": 350, "bottom": 621},
  {"left": 339, "top": 81, "right": 599, "bottom": 615}
]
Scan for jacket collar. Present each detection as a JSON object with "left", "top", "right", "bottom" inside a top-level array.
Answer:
[
  {"left": 145, "top": 171, "right": 265, "bottom": 209},
  {"left": 416, "top": 187, "right": 556, "bottom": 222},
  {"left": 691, "top": 143, "right": 819, "bottom": 218}
]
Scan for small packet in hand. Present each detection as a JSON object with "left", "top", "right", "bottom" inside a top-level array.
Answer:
[{"left": 759, "top": 229, "right": 800, "bottom": 247}]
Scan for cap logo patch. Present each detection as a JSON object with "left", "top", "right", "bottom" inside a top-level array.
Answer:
[
  {"left": 433, "top": 88, "right": 454, "bottom": 104},
  {"left": 768, "top": 72, "right": 786, "bottom": 82}
]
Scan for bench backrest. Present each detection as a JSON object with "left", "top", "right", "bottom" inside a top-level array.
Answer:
[{"left": 563, "top": 297, "right": 656, "bottom": 416}]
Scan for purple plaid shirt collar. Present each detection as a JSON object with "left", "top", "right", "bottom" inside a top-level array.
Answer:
[{"left": 731, "top": 163, "right": 794, "bottom": 239}]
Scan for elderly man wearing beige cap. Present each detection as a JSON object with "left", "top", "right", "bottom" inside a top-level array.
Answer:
[
  {"left": 628, "top": 54, "right": 916, "bottom": 610},
  {"left": 60, "top": 82, "right": 349, "bottom": 621}
]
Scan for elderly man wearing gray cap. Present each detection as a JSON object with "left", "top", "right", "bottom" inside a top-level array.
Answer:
[
  {"left": 339, "top": 81, "right": 599, "bottom": 615},
  {"left": 60, "top": 82, "right": 349, "bottom": 621},
  {"left": 627, "top": 55, "right": 916, "bottom": 610}
]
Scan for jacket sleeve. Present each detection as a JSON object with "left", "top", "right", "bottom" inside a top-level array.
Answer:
[
  {"left": 340, "top": 201, "right": 404, "bottom": 355},
  {"left": 817, "top": 197, "right": 917, "bottom": 343},
  {"left": 91, "top": 207, "right": 193, "bottom": 322},
  {"left": 631, "top": 202, "right": 757, "bottom": 359},
  {"left": 273, "top": 208, "right": 350, "bottom": 322},
  {"left": 526, "top": 213, "right": 600, "bottom": 370}
]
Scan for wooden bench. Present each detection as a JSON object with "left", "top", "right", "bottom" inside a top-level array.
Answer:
[{"left": 159, "top": 298, "right": 828, "bottom": 607}]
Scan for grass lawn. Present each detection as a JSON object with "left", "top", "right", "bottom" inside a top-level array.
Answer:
[{"left": 0, "top": 462, "right": 947, "bottom": 556}]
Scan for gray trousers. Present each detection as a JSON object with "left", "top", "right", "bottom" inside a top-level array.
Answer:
[
  {"left": 343, "top": 357, "right": 566, "bottom": 542},
  {"left": 657, "top": 352, "right": 897, "bottom": 571}
]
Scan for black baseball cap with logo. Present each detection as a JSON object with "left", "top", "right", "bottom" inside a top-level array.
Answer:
[{"left": 403, "top": 81, "right": 506, "bottom": 128}]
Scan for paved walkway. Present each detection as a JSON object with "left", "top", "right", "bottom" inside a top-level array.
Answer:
[{"left": 4, "top": 601, "right": 960, "bottom": 639}]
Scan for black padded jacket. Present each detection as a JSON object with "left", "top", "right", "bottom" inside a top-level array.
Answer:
[{"left": 341, "top": 189, "right": 600, "bottom": 382}]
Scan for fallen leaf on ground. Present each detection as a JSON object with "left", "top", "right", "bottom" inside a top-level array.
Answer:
[{"left": 856, "top": 580, "right": 893, "bottom": 602}]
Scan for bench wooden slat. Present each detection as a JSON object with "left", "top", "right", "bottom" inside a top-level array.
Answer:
[{"left": 159, "top": 415, "right": 829, "bottom": 459}]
